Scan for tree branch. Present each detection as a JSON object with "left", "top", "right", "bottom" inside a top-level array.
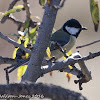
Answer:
[
  {"left": 42, "top": 63, "right": 82, "bottom": 77},
  {"left": 0, "top": 83, "right": 87, "bottom": 100},
  {"left": 3, "top": 50, "right": 100, "bottom": 88},
  {"left": 42, "top": 52, "right": 92, "bottom": 83},
  {"left": 8, "top": 14, "right": 38, "bottom": 31},
  {"left": 8, "top": 14, "right": 23, "bottom": 27},
  {"left": 76, "top": 39, "right": 100, "bottom": 49},
  {"left": 23, "top": 0, "right": 31, "bottom": 20},
  {"left": 21, "top": 0, "right": 61, "bottom": 82},
  {"left": 0, "top": 56, "right": 19, "bottom": 65},
  {"left": 53, "top": 0, "right": 67, "bottom": 9},
  {"left": 0, "top": 32, "right": 31, "bottom": 54}
]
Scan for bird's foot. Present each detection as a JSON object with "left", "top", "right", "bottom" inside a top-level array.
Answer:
[
  {"left": 47, "top": 56, "right": 57, "bottom": 63},
  {"left": 55, "top": 42, "right": 69, "bottom": 58}
]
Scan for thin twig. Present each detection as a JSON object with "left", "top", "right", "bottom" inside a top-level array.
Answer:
[
  {"left": 3, "top": 58, "right": 29, "bottom": 72},
  {"left": 0, "top": 32, "right": 31, "bottom": 54},
  {"left": 0, "top": 56, "right": 17, "bottom": 65},
  {"left": 77, "top": 51, "right": 100, "bottom": 61},
  {"left": 8, "top": 14, "right": 23, "bottom": 26},
  {"left": 8, "top": 15, "right": 38, "bottom": 30},
  {"left": 23, "top": 0, "right": 31, "bottom": 20},
  {"left": 8, "top": 58, "right": 29, "bottom": 73},
  {"left": 42, "top": 52, "right": 92, "bottom": 79},
  {"left": 23, "top": 0, "right": 31, "bottom": 35},
  {"left": 4, "top": 58, "right": 29, "bottom": 84},
  {"left": 53, "top": 0, "right": 67, "bottom": 9},
  {"left": 4, "top": 69, "right": 9, "bottom": 84},
  {"left": 42, "top": 63, "right": 82, "bottom": 76},
  {"left": 76, "top": 39, "right": 100, "bottom": 49}
]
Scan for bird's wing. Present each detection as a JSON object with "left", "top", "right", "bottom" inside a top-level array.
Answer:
[{"left": 50, "top": 29, "right": 70, "bottom": 51}]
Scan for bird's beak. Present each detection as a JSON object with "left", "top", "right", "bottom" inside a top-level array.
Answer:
[{"left": 82, "top": 27, "right": 87, "bottom": 30}]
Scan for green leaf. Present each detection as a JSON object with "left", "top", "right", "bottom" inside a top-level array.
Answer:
[
  {"left": 29, "top": 27, "right": 36, "bottom": 34},
  {"left": 32, "top": 39, "right": 36, "bottom": 45},
  {"left": 3, "top": 9, "right": 18, "bottom": 17},
  {"left": 90, "top": 0, "right": 99, "bottom": 32},
  {"left": 39, "top": 0, "right": 45, "bottom": 6},
  {"left": 3, "top": 5, "right": 24, "bottom": 17},
  {"left": 23, "top": 19, "right": 30, "bottom": 29},
  {"left": 29, "top": 27, "right": 37, "bottom": 40},
  {"left": 8, "top": 33, "right": 18, "bottom": 37},
  {"left": 24, "top": 37, "right": 29, "bottom": 47},
  {"left": 16, "top": 9, "right": 21, "bottom": 12}
]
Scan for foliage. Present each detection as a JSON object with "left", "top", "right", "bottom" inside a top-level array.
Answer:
[
  {"left": 3, "top": 5, "right": 24, "bottom": 17},
  {"left": 90, "top": 0, "right": 99, "bottom": 32},
  {"left": 39, "top": 0, "right": 51, "bottom": 6}
]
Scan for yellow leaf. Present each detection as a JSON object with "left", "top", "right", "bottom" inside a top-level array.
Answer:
[
  {"left": 25, "top": 53, "right": 29, "bottom": 59},
  {"left": 3, "top": 5, "right": 23, "bottom": 17},
  {"left": 90, "top": 0, "right": 99, "bottom": 31},
  {"left": 17, "top": 53, "right": 29, "bottom": 80},
  {"left": 12, "top": 37, "right": 29, "bottom": 80},
  {"left": 68, "top": 65, "right": 72, "bottom": 69},
  {"left": 12, "top": 48, "right": 18, "bottom": 59},
  {"left": 17, "top": 65, "right": 28, "bottom": 80},
  {"left": 46, "top": 47, "right": 53, "bottom": 76},
  {"left": 22, "top": 53, "right": 29, "bottom": 59},
  {"left": 12, "top": 38, "right": 21, "bottom": 58},
  {"left": 63, "top": 50, "right": 72, "bottom": 60},
  {"left": 46, "top": 47, "right": 51, "bottom": 59},
  {"left": 47, "top": 0, "right": 51, "bottom": 5},
  {"left": 18, "top": 37, "right": 21, "bottom": 44},
  {"left": 13, "top": 5, "right": 24, "bottom": 9},
  {"left": 24, "top": 37, "right": 29, "bottom": 47}
]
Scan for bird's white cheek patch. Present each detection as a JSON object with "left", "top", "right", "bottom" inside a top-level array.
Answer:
[{"left": 65, "top": 26, "right": 80, "bottom": 35}]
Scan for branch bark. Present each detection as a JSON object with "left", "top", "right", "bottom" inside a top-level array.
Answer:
[
  {"left": 42, "top": 52, "right": 92, "bottom": 84},
  {"left": 0, "top": 83, "right": 87, "bottom": 100},
  {"left": 0, "top": 56, "right": 19, "bottom": 65},
  {"left": 0, "top": 32, "right": 31, "bottom": 54},
  {"left": 22, "top": 1, "right": 61, "bottom": 82}
]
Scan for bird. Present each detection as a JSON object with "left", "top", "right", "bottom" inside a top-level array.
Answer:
[{"left": 50, "top": 19, "right": 87, "bottom": 59}]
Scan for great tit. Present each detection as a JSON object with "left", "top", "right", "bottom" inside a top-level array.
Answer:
[{"left": 50, "top": 19, "right": 87, "bottom": 59}]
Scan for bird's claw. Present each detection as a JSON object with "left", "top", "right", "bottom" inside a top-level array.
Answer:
[{"left": 47, "top": 56, "right": 57, "bottom": 63}]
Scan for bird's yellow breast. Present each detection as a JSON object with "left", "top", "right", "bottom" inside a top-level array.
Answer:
[{"left": 63, "top": 35, "right": 76, "bottom": 52}]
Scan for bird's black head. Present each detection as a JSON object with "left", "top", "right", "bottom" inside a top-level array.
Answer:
[{"left": 63, "top": 19, "right": 87, "bottom": 38}]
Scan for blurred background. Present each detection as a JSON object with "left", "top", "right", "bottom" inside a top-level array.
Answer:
[{"left": 0, "top": 0, "right": 100, "bottom": 100}]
